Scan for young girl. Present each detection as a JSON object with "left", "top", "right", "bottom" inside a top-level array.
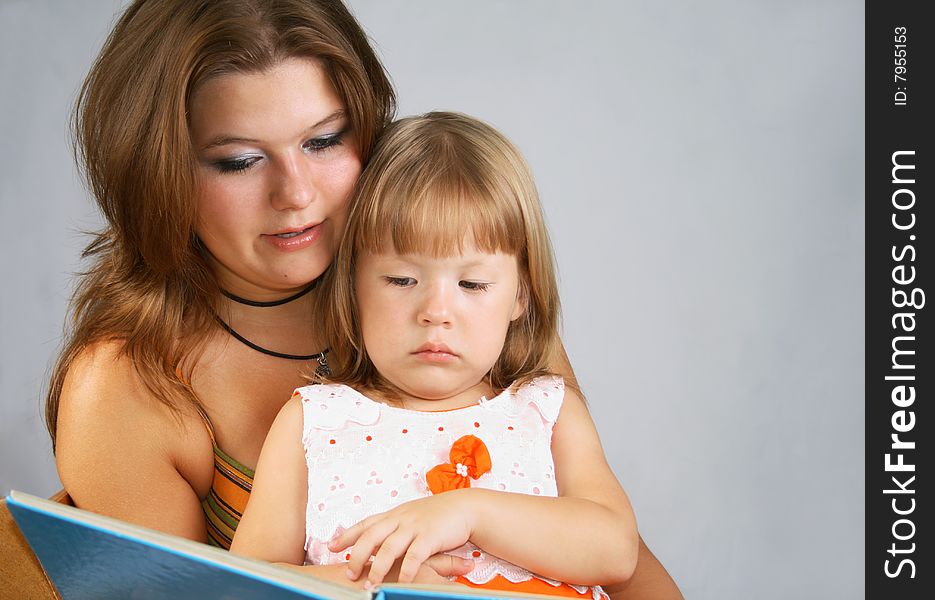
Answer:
[{"left": 231, "top": 112, "right": 638, "bottom": 598}]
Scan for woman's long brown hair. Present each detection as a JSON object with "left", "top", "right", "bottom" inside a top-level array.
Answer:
[{"left": 45, "top": 0, "right": 395, "bottom": 449}]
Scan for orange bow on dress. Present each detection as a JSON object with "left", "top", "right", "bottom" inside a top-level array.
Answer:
[{"left": 426, "top": 435, "right": 492, "bottom": 494}]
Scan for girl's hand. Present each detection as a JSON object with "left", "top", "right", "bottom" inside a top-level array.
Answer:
[
  {"left": 329, "top": 490, "right": 476, "bottom": 586},
  {"left": 380, "top": 553, "right": 474, "bottom": 586},
  {"left": 279, "top": 556, "right": 472, "bottom": 588}
]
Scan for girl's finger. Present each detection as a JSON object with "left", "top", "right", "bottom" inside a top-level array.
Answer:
[
  {"left": 422, "top": 553, "right": 475, "bottom": 578},
  {"left": 396, "top": 538, "right": 436, "bottom": 584},
  {"left": 366, "top": 529, "right": 415, "bottom": 587},
  {"left": 330, "top": 513, "right": 382, "bottom": 552},
  {"left": 345, "top": 520, "right": 398, "bottom": 580},
  {"left": 422, "top": 553, "right": 475, "bottom": 579}
]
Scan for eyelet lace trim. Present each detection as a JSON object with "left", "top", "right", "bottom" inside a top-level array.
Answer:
[{"left": 297, "top": 376, "right": 602, "bottom": 599}]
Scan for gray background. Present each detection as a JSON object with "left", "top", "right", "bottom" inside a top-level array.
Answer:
[{"left": 0, "top": 1, "right": 864, "bottom": 598}]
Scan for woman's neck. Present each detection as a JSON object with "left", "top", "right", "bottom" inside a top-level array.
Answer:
[{"left": 214, "top": 285, "right": 324, "bottom": 360}]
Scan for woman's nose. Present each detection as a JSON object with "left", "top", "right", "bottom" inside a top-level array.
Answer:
[{"left": 270, "top": 155, "right": 314, "bottom": 211}]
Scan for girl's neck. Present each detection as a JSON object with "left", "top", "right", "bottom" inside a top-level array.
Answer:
[{"left": 367, "top": 378, "right": 497, "bottom": 412}]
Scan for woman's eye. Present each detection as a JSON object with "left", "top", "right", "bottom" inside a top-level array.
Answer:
[
  {"left": 213, "top": 155, "right": 261, "bottom": 173},
  {"left": 303, "top": 130, "right": 346, "bottom": 153},
  {"left": 459, "top": 281, "right": 491, "bottom": 292},
  {"left": 385, "top": 276, "right": 416, "bottom": 287}
]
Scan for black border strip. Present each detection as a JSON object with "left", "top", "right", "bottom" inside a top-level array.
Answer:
[{"left": 866, "top": 2, "right": 931, "bottom": 596}]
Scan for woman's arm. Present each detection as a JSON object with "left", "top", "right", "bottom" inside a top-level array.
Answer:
[
  {"left": 604, "top": 539, "right": 684, "bottom": 600},
  {"left": 279, "top": 557, "right": 473, "bottom": 588},
  {"left": 552, "top": 339, "right": 684, "bottom": 600},
  {"left": 55, "top": 342, "right": 211, "bottom": 541}
]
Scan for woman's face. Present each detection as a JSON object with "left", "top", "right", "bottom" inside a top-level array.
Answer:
[{"left": 189, "top": 57, "right": 361, "bottom": 298}]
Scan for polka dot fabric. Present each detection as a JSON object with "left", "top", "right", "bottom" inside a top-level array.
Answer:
[{"left": 297, "top": 377, "right": 603, "bottom": 598}]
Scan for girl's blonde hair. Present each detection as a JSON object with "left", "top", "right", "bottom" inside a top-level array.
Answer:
[
  {"left": 46, "top": 0, "right": 396, "bottom": 447},
  {"left": 319, "top": 111, "right": 562, "bottom": 396}
]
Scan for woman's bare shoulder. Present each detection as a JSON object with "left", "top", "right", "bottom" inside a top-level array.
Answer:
[
  {"left": 55, "top": 339, "right": 214, "bottom": 539},
  {"left": 58, "top": 339, "right": 187, "bottom": 429},
  {"left": 61, "top": 339, "right": 141, "bottom": 400}
]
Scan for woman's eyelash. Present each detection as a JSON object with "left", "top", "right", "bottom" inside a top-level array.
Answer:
[
  {"left": 459, "top": 281, "right": 491, "bottom": 292},
  {"left": 303, "top": 130, "right": 346, "bottom": 153},
  {"left": 211, "top": 129, "right": 348, "bottom": 174},
  {"left": 213, "top": 155, "right": 261, "bottom": 173}
]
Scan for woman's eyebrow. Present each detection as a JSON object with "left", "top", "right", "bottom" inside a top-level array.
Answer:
[{"left": 199, "top": 110, "right": 348, "bottom": 151}]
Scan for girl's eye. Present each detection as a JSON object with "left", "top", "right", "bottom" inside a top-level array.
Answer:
[
  {"left": 213, "top": 155, "right": 261, "bottom": 173},
  {"left": 459, "top": 281, "right": 491, "bottom": 292},
  {"left": 303, "top": 130, "right": 346, "bottom": 154},
  {"left": 385, "top": 276, "right": 416, "bottom": 287}
]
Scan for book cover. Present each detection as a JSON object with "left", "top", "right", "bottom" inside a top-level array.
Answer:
[{"left": 5, "top": 491, "right": 547, "bottom": 600}]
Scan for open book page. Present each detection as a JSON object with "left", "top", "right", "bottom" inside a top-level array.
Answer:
[
  {"left": 6, "top": 490, "right": 363, "bottom": 600},
  {"left": 8, "top": 491, "right": 564, "bottom": 600}
]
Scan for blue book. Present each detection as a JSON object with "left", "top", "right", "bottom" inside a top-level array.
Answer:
[{"left": 6, "top": 491, "right": 547, "bottom": 600}]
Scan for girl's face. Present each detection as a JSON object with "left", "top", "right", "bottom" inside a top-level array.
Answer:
[
  {"left": 355, "top": 243, "right": 526, "bottom": 410},
  {"left": 189, "top": 58, "right": 361, "bottom": 298}
]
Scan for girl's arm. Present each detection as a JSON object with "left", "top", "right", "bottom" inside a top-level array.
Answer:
[
  {"left": 334, "top": 385, "right": 639, "bottom": 587},
  {"left": 231, "top": 397, "right": 474, "bottom": 585},
  {"left": 473, "top": 385, "right": 640, "bottom": 583},
  {"left": 229, "top": 397, "right": 371, "bottom": 584},
  {"left": 229, "top": 397, "right": 309, "bottom": 563}
]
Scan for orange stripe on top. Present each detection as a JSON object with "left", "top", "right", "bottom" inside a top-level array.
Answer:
[
  {"left": 176, "top": 366, "right": 255, "bottom": 550},
  {"left": 194, "top": 406, "right": 254, "bottom": 550}
]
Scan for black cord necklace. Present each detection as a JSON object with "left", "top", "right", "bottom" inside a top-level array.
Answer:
[
  {"left": 216, "top": 280, "right": 331, "bottom": 375},
  {"left": 221, "top": 279, "right": 317, "bottom": 307}
]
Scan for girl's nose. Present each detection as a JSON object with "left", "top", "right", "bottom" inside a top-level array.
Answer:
[{"left": 418, "top": 285, "right": 453, "bottom": 327}]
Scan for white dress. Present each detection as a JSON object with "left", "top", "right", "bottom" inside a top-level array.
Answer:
[{"left": 295, "top": 375, "right": 604, "bottom": 599}]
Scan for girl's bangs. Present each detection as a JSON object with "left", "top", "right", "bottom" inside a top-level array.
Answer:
[{"left": 355, "top": 166, "right": 526, "bottom": 258}]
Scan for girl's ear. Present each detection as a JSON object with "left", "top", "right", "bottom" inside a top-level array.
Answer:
[{"left": 511, "top": 280, "right": 528, "bottom": 322}]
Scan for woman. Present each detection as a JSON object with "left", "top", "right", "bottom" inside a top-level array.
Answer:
[{"left": 4, "top": 1, "right": 681, "bottom": 597}]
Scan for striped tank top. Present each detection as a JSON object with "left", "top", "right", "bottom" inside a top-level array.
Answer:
[{"left": 196, "top": 410, "right": 254, "bottom": 549}]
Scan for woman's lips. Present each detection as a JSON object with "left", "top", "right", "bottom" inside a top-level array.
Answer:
[{"left": 263, "top": 222, "right": 322, "bottom": 252}]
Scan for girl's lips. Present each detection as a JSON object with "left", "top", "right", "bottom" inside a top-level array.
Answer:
[
  {"left": 412, "top": 343, "right": 458, "bottom": 363},
  {"left": 263, "top": 222, "right": 322, "bottom": 252},
  {"left": 413, "top": 350, "right": 458, "bottom": 363}
]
